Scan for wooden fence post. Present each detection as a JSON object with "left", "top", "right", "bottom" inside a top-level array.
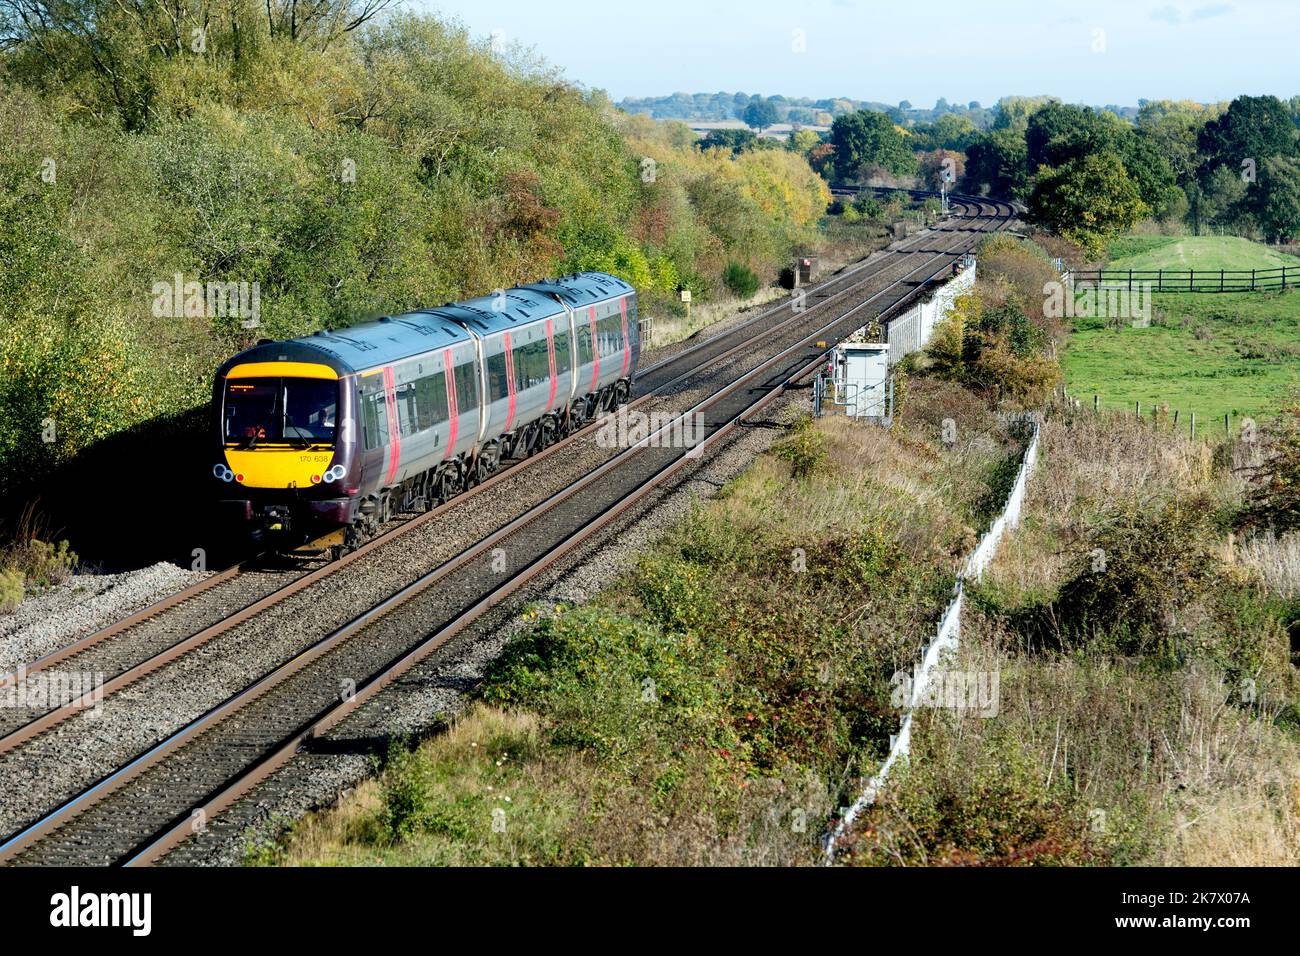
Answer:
[
  {"left": 1094, "top": 394, "right": 1099, "bottom": 413},
  {"left": 1191, "top": 412, "right": 1196, "bottom": 440},
  {"left": 1136, "top": 400, "right": 1141, "bottom": 418},
  {"left": 1226, "top": 413, "right": 1231, "bottom": 437}
]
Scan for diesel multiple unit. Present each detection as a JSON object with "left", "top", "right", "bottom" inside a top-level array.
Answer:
[{"left": 212, "top": 272, "right": 638, "bottom": 552}]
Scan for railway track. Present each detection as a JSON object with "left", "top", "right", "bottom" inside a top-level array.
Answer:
[
  {"left": 0, "top": 192, "right": 992, "bottom": 753},
  {"left": 0, "top": 194, "right": 1013, "bottom": 866}
]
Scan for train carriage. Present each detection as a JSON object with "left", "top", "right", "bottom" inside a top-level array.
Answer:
[{"left": 212, "top": 272, "right": 638, "bottom": 555}]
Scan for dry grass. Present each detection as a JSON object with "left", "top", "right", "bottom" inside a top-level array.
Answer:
[
  {"left": 872, "top": 606, "right": 1300, "bottom": 865},
  {"left": 868, "top": 408, "right": 1300, "bottom": 866},
  {"left": 1236, "top": 532, "right": 1300, "bottom": 599},
  {"left": 987, "top": 411, "right": 1229, "bottom": 596}
]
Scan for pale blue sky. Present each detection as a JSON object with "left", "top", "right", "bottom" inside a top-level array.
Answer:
[{"left": 414, "top": 0, "right": 1298, "bottom": 106}]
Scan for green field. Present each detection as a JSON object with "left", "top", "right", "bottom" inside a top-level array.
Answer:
[
  {"left": 1107, "top": 235, "right": 1300, "bottom": 273},
  {"left": 1064, "top": 237, "right": 1300, "bottom": 427}
]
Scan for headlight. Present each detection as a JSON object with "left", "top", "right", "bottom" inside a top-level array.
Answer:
[
  {"left": 213, "top": 463, "right": 234, "bottom": 483},
  {"left": 323, "top": 464, "right": 346, "bottom": 482}
]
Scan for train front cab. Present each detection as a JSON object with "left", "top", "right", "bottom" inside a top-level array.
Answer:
[{"left": 213, "top": 359, "right": 358, "bottom": 542}]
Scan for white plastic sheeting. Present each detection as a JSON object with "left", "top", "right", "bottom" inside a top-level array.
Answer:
[{"left": 823, "top": 421, "right": 1040, "bottom": 862}]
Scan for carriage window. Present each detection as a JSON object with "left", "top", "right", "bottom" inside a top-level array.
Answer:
[
  {"left": 576, "top": 323, "right": 594, "bottom": 366},
  {"left": 454, "top": 359, "right": 478, "bottom": 411},
  {"left": 362, "top": 391, "right": 388, "bottom": 451},
  {"left": 414, "top": 372, "right": 448, "bottom": 431},
  {"left": 554, "top": 330, "right": 571, "bottom": 374},
  {"left": 487, "top": 351, "right": 510, "bottom": 401},
  {"left": 514, "top": 337, "right": 550, "bottom": 390}
]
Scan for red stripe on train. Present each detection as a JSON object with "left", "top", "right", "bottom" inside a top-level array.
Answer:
[
  {"left": 619, "top": 296, "right": 631, "bottom": 378},
  {"left": 545, "top": 318, "right": 558, "bottom": 411},
  {"left": 443, "top": 349, "right": 458, "bottom": 460},
  {"left": 503, "top": 331, "right": 517, "bottom": 434},
  {"left": 382, "top": 365, "right": 400, "bottom": 486}
]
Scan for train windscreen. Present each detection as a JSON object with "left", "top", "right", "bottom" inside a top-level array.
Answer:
[{"left": 224, "top": 377, "right": 337, "bottom": 447}]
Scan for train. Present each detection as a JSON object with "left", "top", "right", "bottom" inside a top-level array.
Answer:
[{"left": 212, "top": 272, "right": 639, "bottom": 555}]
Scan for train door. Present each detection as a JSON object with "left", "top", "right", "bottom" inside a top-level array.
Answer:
[{"left": 358, "top": 370, "right": 391, "bottom": 491}]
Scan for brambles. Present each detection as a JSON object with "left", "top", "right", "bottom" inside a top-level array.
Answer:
[
  {"left": 1243, "top": 401, "right": 1300, "bottom": 533},
  {"left": 1049, "top": 496, "right": 1220, "bottom": 656}
]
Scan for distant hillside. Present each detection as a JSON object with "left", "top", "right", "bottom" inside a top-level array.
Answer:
[
  {"left": 616, "top": 93, "right": 1146, "bottom": 128},
  {"left": 617, "top": 92, "right": 997, "bottom": 128}
]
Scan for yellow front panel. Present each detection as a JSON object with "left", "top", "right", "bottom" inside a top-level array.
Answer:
[
  {"left": 224, "top": 447, "right": 336, "bottom": 489},
  {"left": 226, "top": 361, "right": 339, "bottom": 380}
]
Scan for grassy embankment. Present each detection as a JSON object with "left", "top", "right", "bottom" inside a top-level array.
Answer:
[
  {"left": 847, "top": 409, "right": 1300, "bottom": 866},
  {"left": 250, "top": 381, "right": 1026, "bottom": 866},
  {"left": 1063, "top": 235, "right": 1300, "bottom": 426}
]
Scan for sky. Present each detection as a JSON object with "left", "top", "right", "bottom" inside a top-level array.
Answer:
[{"left": 414, "top": 0, "right": 1299, "bottom": 107}]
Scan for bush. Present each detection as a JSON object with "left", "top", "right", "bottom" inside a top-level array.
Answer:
[
  {"left": 378, "top": 739, "right": 429, "bottom": 843},
  {"left": 11, "top": 538, "right": 77, "bottom": 589},
  {"left": 722, "top": 262, "right": 761, "bottom": 298},
  {"left": 1243, "top": 402, "right": 1300, "bottom": 533},
  {"left": 0, "top": 568, "right": 22, "bottom": 614},
  {"left": 772, "top": 415, "right": 828, "bottom": 479},
  {"left": 1008, "top": 495, "right": 1222, "bottom": 657}
]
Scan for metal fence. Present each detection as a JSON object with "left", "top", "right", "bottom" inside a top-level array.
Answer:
[{"left": 1067, "top": 266, "right": 1296, "bottom": 293}]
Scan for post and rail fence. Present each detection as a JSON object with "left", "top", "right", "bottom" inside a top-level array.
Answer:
[{"left": 1066, "top": 265, "right": 1295, "bottom": 293}]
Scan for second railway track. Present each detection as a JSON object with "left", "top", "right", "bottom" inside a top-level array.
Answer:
[{"left": 0, "top": 194, "right": 1014, "bottom": 866}]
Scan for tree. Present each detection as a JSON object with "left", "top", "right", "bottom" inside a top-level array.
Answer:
[
  {"left": 698, "top": 128, "right": 757, "bottom": 156},
  {"left": 964, "top": 128, "right": 1028, "bottom": 198},
  {"left": 786, "top": 129, "right": 821, "bottom": 154},
  {"left": 1198, "top": 164, "right": 1250, "bottom": 233},
  {"left": 1251, "top": 156, "right": 1300, "bottom": 243},
  {"left": 1027, "top": 153, "right": 1149, "bottom": 257},
  {"left": 920, "top": 149, "right": 965, "bottom": 190},
  {"left": 742, "top": 99, "right": 779, "bottom": 132},
  {"left": 1025, "top": 102, "right": 1126, "bottom": 171},
  {"left": 829, "top": 110, "right": 917, "bottom": 182},
  {"left": 1198, "top": 95, "right": 1297, "bottom": 180}
]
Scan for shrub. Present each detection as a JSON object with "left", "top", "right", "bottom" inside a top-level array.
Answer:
[
  {"left": 11, "top": 538, "right": 77, "bottom": 589},
  {"left": 853, "top": 732, "right": 1109, "bottom": 866},
  {"left": 722, "top": 262, "right": 760, "bottom": 298},
  {"left": 1243, "top": 402, "right": 1300, "bottom": 533},
  {"left": 378, "top": 739, "right": 429, "bottom": 843},
  {"left": 0, "top": 568, "right": 22, "bottom": 614},
  {"left": 1032, "top": 495, "right": 1221, "bottom": 656},
  {"left": 772, "top": 416, "right": 827, "bottom": 479}
]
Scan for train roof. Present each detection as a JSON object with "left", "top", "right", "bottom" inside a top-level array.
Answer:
[{"left": 217, "top": 272, "right": 635, "bottom": 377}]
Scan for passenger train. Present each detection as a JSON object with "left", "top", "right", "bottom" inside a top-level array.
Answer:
[{"left": 212, "top": 272, "right": 638, "bottom": 554}]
